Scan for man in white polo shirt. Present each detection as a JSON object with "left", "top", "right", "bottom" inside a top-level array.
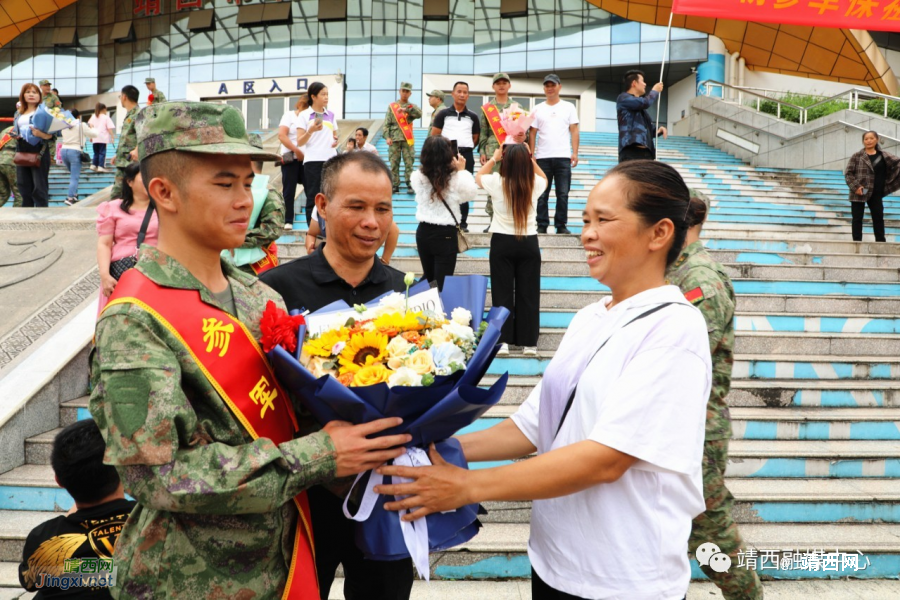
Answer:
[
  {"left": 431, "top": 81, "right": 480, "bottom": 232},
  {"left": 529, "top": 74, "right": 579, "bottom": 235}
]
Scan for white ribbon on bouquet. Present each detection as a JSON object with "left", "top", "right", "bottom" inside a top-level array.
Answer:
[{"left": 342, "top": 446, "right": 437, "bottom": 581}]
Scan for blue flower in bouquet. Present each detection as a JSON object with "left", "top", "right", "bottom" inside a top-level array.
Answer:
[{"left": 430, "top": 342, "right": 466, "bottom": 376}]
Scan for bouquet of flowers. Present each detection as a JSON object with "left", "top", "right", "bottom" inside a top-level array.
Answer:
[
  {"left": 22, "top": 104, "right": 77, "bottom": 146},
  {"left": 263, "top": 275, "right": 509, "bottom": 579},
  {"left": 499, "top": 102, "right": 535, "bottom": 143}
]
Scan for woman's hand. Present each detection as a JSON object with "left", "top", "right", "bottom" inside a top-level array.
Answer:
[
  {"left": 309, "top": 119, "right": 325, "bottom": 133},
  {"left": 101, "top": 273, "right": 117, "bottom": 297},
  {"left": 857, "top": 186, "right": 865, "bottom": 195},
  {"left": 512, "top": 131, "right": 527, "bottom": 144},
  {"left": 293, "top": 149, "right": 304, "bottom": 161},
  {"left": 375, "top": 444, "right": 473, "bottom": 522},
  {"left": 453, "top": 154, "right": 466, "bottom": 171},
  {"left": 29, "top": 127, "right": 52, "bottom": 140},
  {"left": 492, "top": 148, "right": 503, "bottom": 163}
]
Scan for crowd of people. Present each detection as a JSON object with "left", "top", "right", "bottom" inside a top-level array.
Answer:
[{"left": 16, "top": 67, "right": 900, "bottom": 600}]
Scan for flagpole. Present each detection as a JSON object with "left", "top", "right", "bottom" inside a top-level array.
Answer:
[{"left": 655, "top": 11, "right": 674, "bottom": 160}]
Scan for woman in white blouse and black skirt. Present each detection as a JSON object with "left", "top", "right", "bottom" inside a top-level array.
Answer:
[
  {"left": 476, "top": 143, "right": 547, "bottom": 356},
  {"left": 412, "top": 136, "right": 478, "bottom": 290},
  {"left": 378, "top": 160, "right": 713, "bottom": 600}
]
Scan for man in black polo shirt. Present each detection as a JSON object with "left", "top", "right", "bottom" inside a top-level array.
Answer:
[
  {"left": 260, "top": 151, "right": 412, "bottom": 600},
  {"left": 430, "top": 81, "right": 480, "bottom": 232}
]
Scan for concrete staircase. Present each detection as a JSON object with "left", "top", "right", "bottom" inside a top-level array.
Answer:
[
  {"left": 2, "top": 130, "right": 900, "bottom": 597},
  {"left": 46, "top": 140, "right": 118, "bottom": 207}
]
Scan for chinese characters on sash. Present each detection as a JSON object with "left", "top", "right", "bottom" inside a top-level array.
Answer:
[
  {"left": 390, "top": 103, "right": 416, "bottom": 146},
  {"left": 481, "top": 103, "right": 508, "bottom": 145}
]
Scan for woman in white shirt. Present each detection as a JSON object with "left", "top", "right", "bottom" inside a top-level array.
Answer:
[
  {"left": 476, "top": 143, "right": 547, "bottom": 357},
  {"left": 277, "top": 94, "right": 308, "bottom": 230},
  {"left": 294, "top": 82, "right": 338, "bottom": 227},
  {"left": 60, "top": 109, "right": 97, "bottom": 205},
  {"left": 412, "top": 135, "right": 477, "bottom": 290},
  {"left": 87, "top": 103, "right": 115, "bottom": 173},
  {"left": 377, "top": 160, "right": 713, "bottom": 600}
]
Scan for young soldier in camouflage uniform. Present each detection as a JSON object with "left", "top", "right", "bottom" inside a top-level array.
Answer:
[
  {"left": 111, "top": 85, "right": 141, "bottom": 200},
  {"left": 667, "top": 189, "right": 764, "bottom": 600},
  {"left": 89, "top": 101, "right": 410, "bottom": 600},
  {"left": 145, "top": 77, "right": 166, "bottom": 105},
  {"left": 0, "top": 126, "right": 21, "bottom": 207},
  {"left": 426, "top": 89, "right": 445, "bottom": 134},
  {"left": 38, "top": 80, "right": 61, "bottom": 110},
  {"left": 384, "top": 82, "right": 422, "bottom": 193}
]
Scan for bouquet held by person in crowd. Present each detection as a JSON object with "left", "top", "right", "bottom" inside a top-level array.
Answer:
[
  {"left": 22, "top": 104, "right": 77, "bottom": 146},
  {"left": 263, "top": 274, "right": 509, "bottom": 579},
  {"left": 498, "top": 102, "right": 535, "bottom": 143}
]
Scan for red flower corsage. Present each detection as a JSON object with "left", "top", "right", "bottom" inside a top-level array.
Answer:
[{"left": 260, "top": 300, "right": 306, "bottom": 353}]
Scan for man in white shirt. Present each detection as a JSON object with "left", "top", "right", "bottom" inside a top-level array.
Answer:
[
  {"left": 528, "top": 74, "right": 579, "bottom": 235},
  {"left": 431, "top": 81, "right": 481, "bottom": 232},
  {"left": 354, "top": 127, "right": 379, "bottom": 154}
]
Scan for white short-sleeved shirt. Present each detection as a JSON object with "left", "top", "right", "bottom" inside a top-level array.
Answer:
[
  {"left": 480, "top": 173, "right": 546, "bottom": 236},
  {"left": 296, "top": 108, "right": 338, "bottom": 163},
  {"left": 361, "top": 142, "right": 378, "bottom": 154},
  {"left": 511, "top": 285, "right": 711, "bottom": 600},
  {"left": 277, "top": 110, "right": 300, "bottom": 156},
  {"left": 411, "top": 169, "right": 478, "bottom": 226},
  {"left": 532, "top": 100, "right": 579, "bottom": 160}
]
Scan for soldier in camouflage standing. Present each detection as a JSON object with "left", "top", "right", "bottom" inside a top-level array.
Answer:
[
  {"left": 0, "top": 126, "right": 21, "bottom": 207},
  {"left": 89, "top": 101, "right": 411, "bottom": 599},
  {"left": 384, "top": 82, "right": 422, "bottom": 193},
  {"left": 38, "top": 80, "right": 61, "bottom": 110},
  {"left": 478, "top": 73, "right": 528, "bottom": 231},
  {"left": 111, "top": 85, "right": 141, "bottom": 200},
  {"left": 145, "top": 77, "right": 166, "bottom": 105},
  {"left": 667, "top": 189, "right": 764, "bottom": 600},
  {"left": 426, "top": 89, "right": 445, "bottom": 134}
]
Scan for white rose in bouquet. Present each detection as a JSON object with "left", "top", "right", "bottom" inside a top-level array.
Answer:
[
  {"left": 386, "top": 335, "right": 414, "bottom": 358},
  {"left": 427, "top": 328, "right": 453, "bottom": 346},
  {"left": 388, "top": 366, "right": 423, "bottom": 388},
  {"left": 442, "top": 320, "right": 476, "bottom": 343},
  {"left": 451, "top": 307, "right": 472, "bottom": 326}
]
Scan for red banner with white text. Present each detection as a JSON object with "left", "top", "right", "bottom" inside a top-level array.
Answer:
[{"left": 672, "top": 0, "right": 900, "bottom": 32}]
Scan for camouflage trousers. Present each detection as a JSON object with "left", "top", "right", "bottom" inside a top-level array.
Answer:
[
  {"left": 388, "top": 141, "right": 414, "bottom": 189},
  {"left": 689, "top": 438, "right": 764, "bottom": 600},
  {"left": 111, "top": 167, "right": 126, "bottom": 200},
  {"left": 0, "top": 163, "right": 21, "bottom": 207}
]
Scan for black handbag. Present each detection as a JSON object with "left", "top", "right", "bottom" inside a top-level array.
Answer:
[{"left": 109, "top": 204, "right": 155, "bottom": 280}]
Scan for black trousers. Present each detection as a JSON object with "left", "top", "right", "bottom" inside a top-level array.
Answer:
[
  {"left": 17, "top": 148, "right": 51, "bottom": 207},
  {"left": 532, "top": 569, "right": 686, "bottom": 600},
  {"left": 851, "top": 196, "right": 886, "bottom": 242},
  {"left": 308, "top": 486, "right": 413, "bottom": 600},
  {"left": 535, "top": 157, "right": 571, "bottom": 229},
  {"left": 618, "top": 144, "right": 654, "bottom": 163},
  {"left": 304, "top": 161, "right": 325, "bottom": 226},
  {"left": 416, "top": 222, "right": 457, "bottom": 291},
  {"left": 458, "top": 147, "right": 474, "bottom": 226},
  {"left": 490, "top": 233, "right": 541, "bottom": 346},
  {"left": 281, "top": 159, "right": 303, "bottom": 227}
]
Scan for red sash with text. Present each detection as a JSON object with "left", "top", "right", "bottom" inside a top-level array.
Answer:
[
  {"left": 251, "top": 242, "right": 279, "bottom": 275},
  {"left": 481, "top": 103, "right": 507, "bottom": 145},
  {"left": 103, "top": 270, "right": 317, "bottom": 600},
  {"left": 390, "top": 103, "right": 415, "bottom": 146},
  {"left": 0, "top": 132, "right": 12, "bottom": 150}
]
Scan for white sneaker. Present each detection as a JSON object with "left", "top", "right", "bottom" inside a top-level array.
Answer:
[
  {"left": 89, "top": 165, "right": 97, "bottom": 171},
  {"left": 98, "top": 167, "right": 110, "bottom": 173},
  {"left": 523, "top": 346, "right": 538, "bottom": 356},
  {"left": 283, "top": 223, "right": 293, "bottom": 230},
  {"left": 496, "top": 343, "right": 509, "bottom": 355}
]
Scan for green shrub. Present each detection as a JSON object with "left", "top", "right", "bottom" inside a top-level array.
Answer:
[
  {"left": 859, "top": 97, "right": 900, "bottom": 120},
  {"left": 748, "top": 93, "right": 849, "bottom": 123}
]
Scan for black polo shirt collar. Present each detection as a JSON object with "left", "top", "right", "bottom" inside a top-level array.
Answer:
[{"left": 308, "top": 244, "right": 390, "bottom": 288}]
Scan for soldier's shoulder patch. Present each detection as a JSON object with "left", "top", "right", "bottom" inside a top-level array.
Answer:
[{"left": 684, "top": 287, "right": 704, "bottom": 304}]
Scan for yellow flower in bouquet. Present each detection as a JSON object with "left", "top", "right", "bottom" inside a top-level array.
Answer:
[
  {"left": 304, "top": 328, "right": 350, "bottom": 358},
  {"left": 338, "top": 330, "right": 389, "bottom": 374},
  {"left": 352, "top": 363, "right": 392, "bottom": 386},
  {"left": 374, "top": 311, "right": 425, "bottom": 335}
]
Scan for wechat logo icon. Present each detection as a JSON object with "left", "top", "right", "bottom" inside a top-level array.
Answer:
[{"left": 697, "top": 542, "right": 732, "bottom": 573}]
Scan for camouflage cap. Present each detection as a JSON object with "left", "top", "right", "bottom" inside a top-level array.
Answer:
[
  {"left": 248, "top": 132, "right": 263, "bottom": 150},
  {"left": 426, "top": 89, "right": 445, "bottom": 100},
  {"left": 492, "top": 72, "right": 511, "bottom": 84},
  {"left": 400, "top": 82, "right": 413, "bottom": 91},
  {"left": 689, "top": 188, "right": 711, "bottom": 211},
  {"left": 38, "top": 79, "right": 51, "bottom": 86},
  {"left": 135, "top": 101, "right": 280, "bottom": 162},
  {"left": 145, "top": 77, "right": 156, "bottom": 84}
]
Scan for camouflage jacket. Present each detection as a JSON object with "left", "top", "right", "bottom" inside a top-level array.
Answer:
[
  {"left": 383, "top": 102, "right": 423, "bottom": 141},
  {"left": 428, "top": 106, "right": 442, "bottom": 133},
  {"left": 666, "top": 241, "right": 735, "bottom": 441},
  {"left": 0, "top": 126, "right": 15, "bottom": 165},
  {"left": 89, "top": 246, "right": 336, "bottom": 600},
  {"left": 113, "top": 106, "right": 139, "bottom": 168},
  {"left": 151, "top": 89, "right": 167, "bottom": 104},
  {"left": 242, "top": 187, "right": 285, "bottom": 252},
  {"left": 43, "top": 92, "right": 62, "bottom": 111},
  {"left": 478, "top": 97, "right": 513, "bottom": 173}
]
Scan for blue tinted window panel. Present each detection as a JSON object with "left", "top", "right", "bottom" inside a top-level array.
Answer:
[
  {"left": 291, "top": 56, "right": 319, "bottom": 75},
  {"left": 610, "top": 43, "right": 640, "bottom": 65},
  {"left": 426, "top": 54, "right": 450, "bottom": 74},
  {"left": 265, "top": 58, "right": 291, "bottom": 78},
  {"left": 371, "top": 90, "right": 397, "bottom": 114},
  {"left": 554, "top": 47, "right": 581, "bottom": 70},
  {"left": 345, "top": 91, "right": 371, "bottom": 115},
  {"left": 596, "top": 118, "right": 618, "bottom": 133},
  {"left": 526, "top": 49, "right": 552, "bottom": 71},
  {"left": 213, "top": 62, "right": 238, "bottom": 81},
  {"left": 448, "top": 53, "right": 473, "bottom": 73},
  {"left": 672, "top": 27, "right": 708, "bottom": 40},
  {"left": 0, "top": 81, "right": 13, "bottom": 97},
  {"left": 373, "top": 20, "right": 398, "bottom": 53},
  {"left": 641, "top": 41, "right": 666, "bottom": 63},
  {"left": 238, "top": 60, "right": 263, "bottom": 79},
  {"left": 346, "top": 54, "right": 372, "bottom": 89},
  {"left": 398, "top": 55, "right": 423, "bottom": 88},
  {"left": 670, "top": 39, "right": 708, "bottom": 62},
  {"left": 474, "top": 53, "right": 500, "bottom": 74},
  {"left": 582, "top": 44, "right": 610, "bottom": 68},
  {"left": 348, "top": 0, "right": 373, "bottom": 18},
  {"left": 372, "top": 58, "right": 397, "bottom": 89},
  {"left": 527, "top": 14, "right": 553, "bottom": 51},
  {"left": 640, "top": 23, "right": 671, "bottom": 43},
  {"left": 317, "top": 55, "right": 346, "bottom": 76},
  {"left": 611, "top": 20, "right": 640, "bottom": 45}
]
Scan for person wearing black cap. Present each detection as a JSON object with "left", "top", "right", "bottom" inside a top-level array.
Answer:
[{"left": 529, "top": 74, "right": 579, "bottom": 235}]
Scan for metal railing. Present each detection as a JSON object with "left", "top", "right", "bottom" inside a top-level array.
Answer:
[{"left": 698, "top": 80, "right": 900, "bottom": 125}]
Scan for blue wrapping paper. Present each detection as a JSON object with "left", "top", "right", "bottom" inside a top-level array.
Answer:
[
  {"left": 268, "top": 282, "right": 510, "bottom": 561},
  {"left": 440, "top": 275, "right": 488, "bottom": 329},
  {"left": 22, "top": 105, "right": 73, "bottom": 146}
]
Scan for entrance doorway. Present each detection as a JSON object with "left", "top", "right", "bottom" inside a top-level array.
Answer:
[{"left": 210, "top": 95, "right": 305, "bottom": 131}]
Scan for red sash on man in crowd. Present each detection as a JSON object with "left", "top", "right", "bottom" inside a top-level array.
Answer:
[
  {"left": 481, "top": 103, "right": 507, "bottom": 145},
  {"left": 104, "top": 270, "right": 317, "bottom": 600},
  {"left": 390, "top": 103, "right": 415, "bottom": 146},
  {"left": 251, "top": 242, "right": 279, "bottom": 275},
  {"left": 0, "top": 132, "right": 12, "bottom": 149}
]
